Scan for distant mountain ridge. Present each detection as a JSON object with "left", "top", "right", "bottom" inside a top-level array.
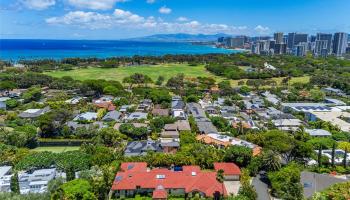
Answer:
[{"left": 124, "top": 33, "right": 232, "bottom": 42}]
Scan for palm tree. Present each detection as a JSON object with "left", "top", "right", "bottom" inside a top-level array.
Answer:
[
  {"left": 216, "top": 169, "right": 225, "bottom": 199},
  {"left": 262, "top": 150, "right": 281, "bottom": 171}
]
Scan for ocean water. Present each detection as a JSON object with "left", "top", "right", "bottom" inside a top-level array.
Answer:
[{"left": 0, "top": 39, "right": 238, "bottom": 61}]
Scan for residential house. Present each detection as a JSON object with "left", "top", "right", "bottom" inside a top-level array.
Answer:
[
  {"left": 196, "top": 120, "right": 218, "bottom": 134},
  {"left": 205, "top": 106, "right": 219, "bottom": 115},
  {"left": 126, "top": 112, "right": 148, "bottom": 121},
  {"left": 160, "top": 124, "right": 180, "bottom": 153},
  {"left": 324, "top": 98, "right": 346, "bottom": 106},
  {"left": 73, "top": 112, "right": 98, "bottom": 121},
  {"left": 197, "top": 133, "right": 262, "bottom": 156},
  {"left": 111, "top": 162, "right": 241, "bottom": 198},
  {"left": 152, "top": 108, "right": 169, "bottom": 117},
  {"left": 67, "top": 121, "right": 105, "bottom": 130},
  {"left": 171, "top": 96, "right": 186, "bottom": 119},
  {"left": 317, "top": 149, "right": 350, "bottom": 164},
  {"left": 119, "top": 105, "right": 132, "bottom": 113},
  {"left": 0, "top": 97, "right": 10, "bottom": 110},
  {"left": 137, "top": 99, "right": 153, "bottom": 112},
  {"left": 114, "top": 123, "right": 148, "bottom": 131},
  {"left": 93, "top": 96, "right": 116, "bottom": 111},
  {"left": 0, "top": 166, "right": 12, "bottom": 192},
  {"left": 175, "top": 120, "right": 191, "bottom": 131},
  {"left": 19, "top": 168, "right": 57, "bottom": 194},
  {"left": 65, "top": 97, "right": 85, "bottom": 105},
  {"left": 322, "top": 87, "right": 347, "bottom": 97},
  {"left": 124, "top": 140, "right": 162, "bottom": 157},
  {"left": 305, "top": 129, "right": 331, "bottom": 137},
  {"left": 102, "top": 111, "right": 122, "bottom": 122},
  {"left": 19, "top": 107, "right": 50, "bottom": 118},
  {"left": 272, "top": 118, "right": 303, "bottom": 132}
]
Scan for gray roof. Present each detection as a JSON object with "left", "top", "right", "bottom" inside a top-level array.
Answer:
[
  {"left": 124, "top": 140, "right": 162, "bottom": 157},
  {"left": 127, "top": 112, "right": 148, "bottom": 120},
  {"left": 67, "top": 121, "right": 105, "bottom": 130},
  {"left": 305, "top": 129, "right": 332, "bottom": 137},
  {"left": 161, "top": 130, "right": 179, "bottom": 138},
  {"left": 102, "top": 111, "right": 121, "bottom": 121},
  {"left": 187, "top": 103, "right": 206, "bottom": 118},
  {"left": 73, "top": 112, "right": 97, "bottom": 121},
  {"left": 301, "top": 171, "right": 348, "bottom": 198},
  {"left": 19, "top": 107, "right": 50, "bottom": 118},
  {"left": 196, "top": 121, "right": 218, "bottom": 134},
  {"left": 172, "top": 100, "right": 185, "bottom": 110},
  {"left": 0, "top": 166, "right": 12, "bottom": 177}
]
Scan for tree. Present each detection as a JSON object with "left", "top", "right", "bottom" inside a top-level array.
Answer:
[
  {"left": 309, "top": 88, "right": 325, "bottom": 102},
  {"left": 262, "top": 150, "right": 281, "bottom": 172},
  {"left": 268, "top": 163, "right": 303, "bottom": 200},
  {"left": 239, "top": 86, "right": 251, "bottom": 95},
  {"left": 21, "top": 86, "right": 42, "bottom": 103},
  {"left": 51, "top": 179, "right": 97, "bottom": 200},
  {"left": 155, "top": 75, "right": 165, "bottom": 86},
  {"left": 10, "top": 171, "right": 20, "bottom": 194},
  {"left": 238, "top": 169, "right": 257, "bottom": 200},
  {"left": 224, "top": 146, "right": 252, "bottom": 167},
  {"left": 216, "top": 169, "right": 225, "bottom": 199},
  {"left": 166, "top": 73, "right": 185, "bottom": 92},
  {"left": 0, "top": 80, "right": 16, "bottom": 92}
]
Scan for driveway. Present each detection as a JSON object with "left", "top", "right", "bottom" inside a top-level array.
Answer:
[{"left": 252, "top": 173, "right": 270, "bottom": 200}]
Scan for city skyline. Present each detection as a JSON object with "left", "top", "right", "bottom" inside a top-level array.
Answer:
[{"left": 0, "top": 0, "right": 349, "bottom": 39}]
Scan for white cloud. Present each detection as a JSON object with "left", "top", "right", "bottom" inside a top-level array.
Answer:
[
  {"left": 67, "top": 0, "right": 126, "bottom": 10},
  {"left": 20, "top": 0, "right": 55, "bottom": 10},
  {"left": 46, "top": 9, "right": 270, "bottom": 35},
  {"left": 159, "top": 6, "right": 171, "bottom": 14},
  {"left": 176, "top": 17, "right": 188, "bottom": 22},
  {"left": 254, "top": 25, "right": 270, "bottom": 34},
  {"left": 146, "top": 0, "right": 155, "bottom": 4},
  {"left": 46, "top": 11, "right": 112, "bottom": 29}
]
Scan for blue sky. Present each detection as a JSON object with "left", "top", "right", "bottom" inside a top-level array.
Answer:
[{"left": 0, "top": 0, "right": 349, "bottom": 39}]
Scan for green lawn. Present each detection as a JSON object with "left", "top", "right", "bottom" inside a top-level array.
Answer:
[
  {"left": 45, "top": 63, "right": 309, "bottom": 87},
  {"left": 31, "top": 146, "right": 80, "bottom": 153},
  {"left": 45, "top": 64, "right": 221, "bottom": 82}
]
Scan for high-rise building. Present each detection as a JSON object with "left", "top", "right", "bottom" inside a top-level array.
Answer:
[
  {"left": 287, "top": 33, "right": 308, "bottom": 49},
  {"left": 222, "top": 36, "right": 246, "bottom": 48},
  {"left": 287, "top": 33, "right": 296, "bottom": 49},
  {"left": 314, "top": 40, "right": 329, "bottom": 57},
  {"left": 274, "top": 43, "right": 287, "bottom": 55},
  {"left": 316, "top": 33, "right": 332, "bottom": 54},
  {"left": 274, "top": 32, "right": 284, "bottom": 44},
  {"left": 294, "top": 42, "right": 308, "bottom": 57},
  {"left": 333, "top": 32, "right": 348, "bottom": 56}
]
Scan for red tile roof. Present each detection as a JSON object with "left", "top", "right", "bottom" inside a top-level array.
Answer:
[
  {"left": 152, "top": 186, "right": 168, "bottom": 199},
  {"left": 213, "top": 163, "right": 241, "bottom": 176},
  {"left": 112, "top": 162, "right": 234, "bottom": 197}
]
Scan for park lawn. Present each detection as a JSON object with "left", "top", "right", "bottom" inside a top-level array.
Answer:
[
  {"left": 45, "top": 63, "right": 309, "bottom": 87},
  {"left": 45, "top": 63, "right": 221, "bottom": 82},
  {"left": 30, "top": 146, "right": 80, "bottom": 153}
]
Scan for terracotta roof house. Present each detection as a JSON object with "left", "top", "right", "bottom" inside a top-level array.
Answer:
[
  {"left": 111, "top": 162, "right": 241, "bottom": 199},
  {"left": 196, "top": 133, "right": 262, "bottom": 156},
  {"left": 93, "top": 96, "right": 116, "bottom": 111},
  {"left": 214, "top": 163, "right": 241, "bottom": 180}
]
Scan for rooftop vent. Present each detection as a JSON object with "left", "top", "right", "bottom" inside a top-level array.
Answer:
[
  {"left": 191, "top": 172, "right": 197, "bottom": 176},
  {"left": 156, "top": 174, "right": 165, "bottom": 179}
]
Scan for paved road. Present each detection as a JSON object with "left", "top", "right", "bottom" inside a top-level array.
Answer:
[{"left": 252, "top": 173, "right": 270, "bottom": 200}]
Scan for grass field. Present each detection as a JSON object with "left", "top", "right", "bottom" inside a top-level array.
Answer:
[
  {"left": 31, "top": 146, "right": 80, "bottom": 153},
  {"left": 45, "top": 63, "right": 310, "bottom": 86},
  {"left": 45, "top": 64, "right": 221, "bottom": 82}
]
